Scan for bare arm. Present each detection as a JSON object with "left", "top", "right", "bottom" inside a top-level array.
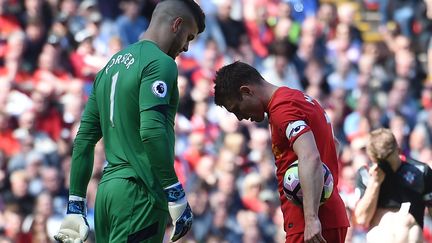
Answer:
[
  {"left": 293, "top": 131, "right": 325, "bottom": 242},
  {"left": 354, "top": 164, "right": 385, "bottom": 227}
]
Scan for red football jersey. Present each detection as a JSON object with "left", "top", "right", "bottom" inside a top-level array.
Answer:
[{"left": 267, "top": 87, "right": 350, "bottom": 236}]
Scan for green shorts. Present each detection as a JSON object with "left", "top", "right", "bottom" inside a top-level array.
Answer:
[{"left": 94, "top": 177, "right": 168, "bottom": 243}]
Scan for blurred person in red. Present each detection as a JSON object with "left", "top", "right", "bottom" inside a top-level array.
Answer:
[
  {"left": 0, "top": 111, "right": 20, "bottom": 158},
  {"left": 189, "top": 155, "right": 217, "bottom": 188},
  {"left": 213, "top": 61, "right": 349, "bottom": 243},
  {"left": 243, "top": 0, "right": 274, "bottom": 59},
  {"left": 183, "top": 131, "right": 207, "bottom": 171},
  {"left": 1, "top": 204, "right": 31, "bottom": 243},
  {"left": 0, "top": 0, "right": 22, "bottom": 61},
  {"left": 69, "top": 34, "right": 104, "bottom": 81},
  {"left": 241, "top": 172, "right": 265, "bottom": 213},
  {"left": 32, "top": 41, "right": 72, "bottom": 95},
  {"left": 29, "top": 86, "right": 63, "bottom": 142},
  {"left": 190, "top": 39, "right": 224, "bottom": 86}
]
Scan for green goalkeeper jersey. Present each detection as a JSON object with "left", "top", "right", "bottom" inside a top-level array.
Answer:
[{"left": 69, "top": 40, "right": 179, "bottom": 209}]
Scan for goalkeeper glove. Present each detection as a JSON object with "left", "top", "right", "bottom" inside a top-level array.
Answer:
[
  {"left": 54, "top": 196, "right": 89, "bottom": 243},
  {"left": 164, "top": 182, "right": 193, "bottom": 242}
]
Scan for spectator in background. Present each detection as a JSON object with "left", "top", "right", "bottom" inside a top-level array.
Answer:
[
  {"left": 354, "top": 128, "right": 432, "bottom": 243},
  {"left": 1, "top": 204, "right": 31, "bottom": 243},
  {"left": 40, "top": 166, "right": 68, "bottom": 215},
  {"left": 295, "top": 16, "right": 326, "bottom": 76},
  {"left": 243, "top": 0, "right": 274, "bottom": 60},
  {"left": 241, "top": 172, "right": 265, "bottom": 213},
  {"left": 326, "top": 23, "right": 362, "bottom": 66},
  {"left": 215, "top": 0, "right": 247, "bottom": 52},
  {"left": 2, "top": 170, "right": 35, "bottom": 216},
  {"left": 18, "top": 0, "right": 53, "bottom": 33},
  {"left": 1, "top": 31, "right": 29, "bottom": 86},
  {"left": 187, "top": 180, "right": 212, "bottom": 242},
  {"left": 69, "top": 34, "right": 105, "bottom": 81},
  {"left": 207, "top": 190, "right": 242, "bottom": 242},
  {"left": 115, "top": 0, "right": 148, "bottom": 47},
  {"left": 284, "top": 0, "right": 319, "bottom": 23},
  {"left": 0, "top": 111, "right": 20, "bottom": 158},
  {"left": 388, "top": 113, "right": 411, "bottom": 156},
  {"left": 0, "top": 0, "right": 21, "bottom": 59},
  {"left": 12, "top": 109, "right": 58, "bottom": 165},
  {"left": 327, "top": 55, "right": 358, "bottom": 92},
  {"left": 337, "top": 2, "right": 362, "bottom": 45},
  {"left": 343, "top": 93, "right": 371, "bottom": 142},
  {"left": 216, "top": 170, "right": 244, "bottom": 216},
  {"left": 380, "top": 0, "right": 421, "bottom": 38},
  {"left": 425, "top": 0, "right": 432, "bottom": 80},
  {"left": 32, "top": 41, "right": 71, "bottom": 95},
  {"left": 262, "top": 40, "right": 303, "bottom": 90},
  {"left": 21, "top": 17, "right": 47, "bottom": 73},
  {"left": 21, "top": 191, "right": 62, "bottom": 241},
  {"left": 316, "top": 3, "right": 337, "bottom": 41},
  {"left": 271, "top": 1, "right": 301, "bottom": 45}
]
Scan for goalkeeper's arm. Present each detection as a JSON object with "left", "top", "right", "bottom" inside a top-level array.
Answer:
[
  {"left": 140, "top": 106, "right": 193, "bottom": 241},
  {"left": 55, "top": 85, "right": 102, "bottom": 243}
]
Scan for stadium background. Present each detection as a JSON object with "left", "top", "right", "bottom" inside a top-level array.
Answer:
[{"left": 0, "top": 0, "right": 431, "bottom": 242}]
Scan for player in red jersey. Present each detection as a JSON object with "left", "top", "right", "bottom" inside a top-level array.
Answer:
[{"left": 213, "top": 61, "right": 350, "bottom": 243}]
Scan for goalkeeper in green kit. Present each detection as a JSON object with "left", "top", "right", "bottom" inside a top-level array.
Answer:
[{"left": 54, "top": 0, "right": 205, "bottom": 242}]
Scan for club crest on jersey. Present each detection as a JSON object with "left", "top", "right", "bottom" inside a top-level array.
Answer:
[
  {"left": 286, "top": 120, "right": 307, "bottom": 139},
  {"left": 152, "top": 80, "right": 167, "bottom": 98},
  {"left": 403, "top": 171, "right": 415, "bottom": 184}
]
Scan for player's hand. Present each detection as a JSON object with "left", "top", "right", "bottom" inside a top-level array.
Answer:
[
  {"left": 164, "top": 182, "right": 193, "bottom": 242},
  {"left": 304, "top": 216, "right": 326, "bottom": 243},
  {"left": 54, "top": 198, "right": 89, "bottom": 243},
  {"left": 368, "top": 164, "right": 385, "bottom": 185}
]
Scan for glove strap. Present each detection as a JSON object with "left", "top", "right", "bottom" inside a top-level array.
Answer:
[
  {"left": 67, "top": 195, "right": 87, "bottom": 216},
  {"left": 164, "top": 182, "right": 185, "bottom": 202}
]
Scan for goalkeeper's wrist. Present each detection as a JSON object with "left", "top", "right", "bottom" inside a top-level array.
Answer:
[
  {"left": 164, "top": 182, "right": 186, "bottom": 202},
  {"left": 67, "top": 195, "right": 87, "bottom": 216}
]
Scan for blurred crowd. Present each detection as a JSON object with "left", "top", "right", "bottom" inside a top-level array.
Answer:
[{"left": 0, "top": 0, "right": 432, "bottom": 242}]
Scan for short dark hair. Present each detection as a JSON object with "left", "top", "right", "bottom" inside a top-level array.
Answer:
[
  {"left": 213, "top": 61, "right": 264, "bottom": 106},
  {"left": 169, "top": 0, "right": 206, "bottom": 34}
]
